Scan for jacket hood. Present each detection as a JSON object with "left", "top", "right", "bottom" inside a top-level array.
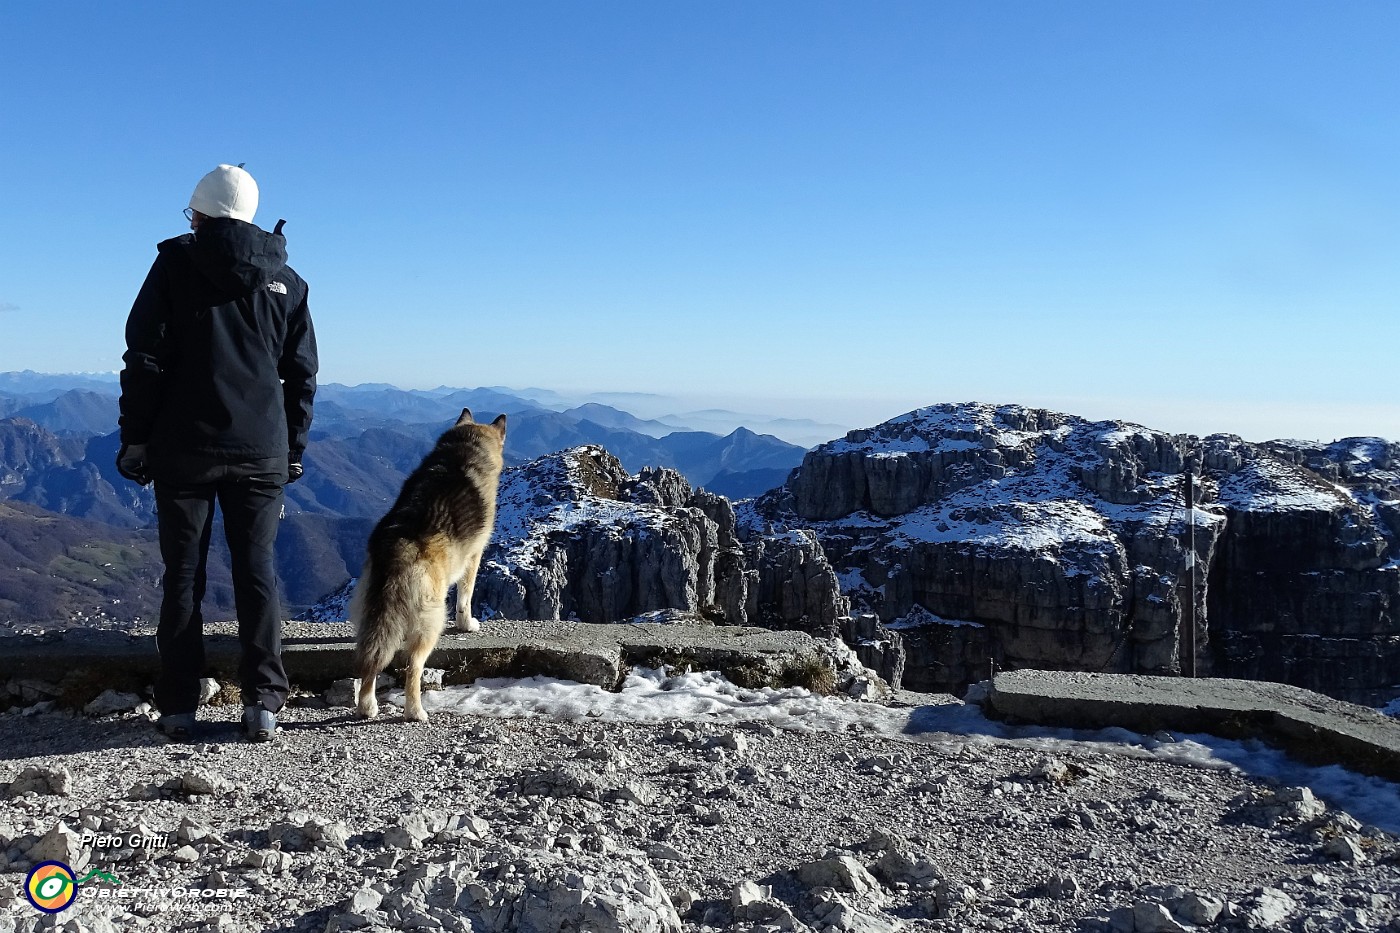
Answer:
[{"left": 163, "top": 217, "right": 287, "bottom": 297}]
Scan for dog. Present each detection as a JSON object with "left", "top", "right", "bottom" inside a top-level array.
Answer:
[{"left": 351, "top": 408, "right": 507, "bottom": 721}]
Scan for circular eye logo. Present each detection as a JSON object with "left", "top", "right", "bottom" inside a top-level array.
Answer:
[{"left": 25, "top": 861, "right": 78, "bottom": 913}]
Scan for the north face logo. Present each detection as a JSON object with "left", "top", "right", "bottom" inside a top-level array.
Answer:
[{"left": 267, "top": 281, "right": 288, "bottom": 295}]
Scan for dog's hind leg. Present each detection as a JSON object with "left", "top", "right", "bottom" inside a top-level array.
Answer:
[
  {"left": 453, "top": 550, "right": 484, "bottom": 632},
  {"left": 402, "top": 625, "right": 441, "bottom": 722}
]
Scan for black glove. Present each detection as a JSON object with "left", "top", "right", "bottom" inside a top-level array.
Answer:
[
  {"left": 288, "top": 456, "right": 304, "bottom": 483},
  {"left": 116, "top": 444, "right": 151, "bottom": 486}
]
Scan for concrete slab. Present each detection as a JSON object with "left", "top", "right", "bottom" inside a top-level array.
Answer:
[
  {"left": 0, "top": 619, "right": 840, "bottom": 705},
  {"left": 988, "top": 669, "right": 1400, "bottom": 781}
]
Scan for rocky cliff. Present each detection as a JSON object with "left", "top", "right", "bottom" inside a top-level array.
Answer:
[
  {"left": 751, "top": 403, "right": 1398, "bottom": 704},
  {"left": 1208, "top": 437, "right": 1399, "bottom": 702},
  {"left": 464, "top": 446, "right": 849, "bottom": 635}
]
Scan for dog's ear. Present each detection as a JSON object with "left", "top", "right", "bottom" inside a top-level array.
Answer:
[
  {"left": 491, "top": 413, "right": 507, "bottom": 437},
  {"left": 456, "top": 408, "right": 475, "bottom": 426}
]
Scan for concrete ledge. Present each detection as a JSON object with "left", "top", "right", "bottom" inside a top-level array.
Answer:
[
  {"left": 988, "top": 669, "right": 1400, "bottom": 781},
  {"left": 0, "top": 619, "right": 842, "bottom": 704}
]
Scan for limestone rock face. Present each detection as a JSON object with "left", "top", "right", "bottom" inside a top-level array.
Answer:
[
  {"left": 472, "top": 447, "right": 846, "bottom": 637},
  {"left": 758, "top": 403, "right": 1400, "bottom": 702},
  {"left": 1209, "top": 437, "right": 1400, "bottom": 702},
  {"left": 749, "top": 404, "right": 1221, "bottom": 690}
]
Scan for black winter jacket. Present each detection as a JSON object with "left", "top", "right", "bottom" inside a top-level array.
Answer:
[{"left": 119, "top": 217, "right": 317, "bottom": 462}]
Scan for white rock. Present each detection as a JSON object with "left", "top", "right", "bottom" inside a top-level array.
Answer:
[
  {"left": 323, "top": 678, "right": 359, "bottom": 707},
  {"left": 1043, "top": 873, "right": 1080, "bottom": 900},
  {"left": 668, "top": 887, "right": 699, "bottom": 914},
  {"left": 385, "top": 814, "right": 432, "bottom": 850},
  {"left": 732, "top": 880, "right": 771, "bottom": 909},
  {"left": 1277, "top": 786, "right": 1327, "bottom": 821},
  {"left": 350, "top": 888, "right": 383, "bottom": 913},
  {"left": 1032, "top": 758, "right": 1073, "bottom": 784},
  {"left": 181, "top": 768, "right": 232, "bottom": 796},
  {"left": 842, "top": 675, "right": 884, "bottom": 700},
  {"left": 311, "top": 819, "right": 351, "bottom": 851},
  {"left": 730, "top": 880, "right": 798, "bottom": 928},
  {"left": 872, "top": 849, "right": 940, "bottom": 888},
  {"left": 706, "top": 731, "right": 748, "bottom": 756},
  {"left": 1243, "top": 889, "right": 1296, "bottom": 928},
  {"left": 797, "top": 856, "right": 882, "bottom": 902},
  {"left": 268, "top": 819, "right": 313, "bottom": 851},
  {"left": 5, "top": 764, "right": 72, "bottom": 796},
  {"left": 613, "top": 782, "right": 657, "bottom": 805},
  {"left": 506, "top": 852, "right": 682, "bottom": 933},
  {"left": 169, "top": 844, "right": 201, "bottom": 863},
  {"left": 83, "top": 689, "right": 143, "bottom": 716},
  {"left": 812, "top": 897, "right": 904, "bottom": 932},
  {"left": 176, "top": 816, "right": 214, "bottom": 845},
  {"left": 26, "top": 821, "right": 89, "bottom": 872},
  {"left": 199, "top": 678, "right": 222, "bottom": 705},
  {"left": 1323, "top": 835, "right": 1366, "bottom": 863},
  {"left": 1174, "top": 892, "right": 1225, "bottom": 925},
  {"left": 962, "top": 681, "right": 991, "bottom": 705},
  {"left": 934, "top": 879, "right": 979, "bottom": 914}
]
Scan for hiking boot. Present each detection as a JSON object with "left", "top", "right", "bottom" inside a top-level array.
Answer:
[
  {"left": 242, "top": 705, "right": 276, "bottom": 742},
  {"left": 158, "top": 713, "right": 196, "bottom": 740}
]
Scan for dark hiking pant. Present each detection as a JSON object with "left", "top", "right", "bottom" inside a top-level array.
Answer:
[{"left": 152, "top": 454, "right": 288, "bottom": 715}]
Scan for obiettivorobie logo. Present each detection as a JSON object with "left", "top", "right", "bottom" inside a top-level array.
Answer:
[
  {"left": 24, "top": 833, "right": 250, "bottom": 913},
  {"left": 24, "top": 862, "right": 120, "bottom": 913}
]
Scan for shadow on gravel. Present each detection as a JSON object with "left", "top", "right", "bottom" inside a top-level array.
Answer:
[
  {"left": 0, "top": 722, "right": 170, "bottom": 759},
  {"left": 0, "top": 712, "right": 346, "bottom": 759},
  {"left": 0, "top": 706, "right": 442, "bottom": 759}
]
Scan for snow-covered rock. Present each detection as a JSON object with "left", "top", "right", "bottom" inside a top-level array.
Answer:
[{"left": 752, "top": 402, "right": 1400, "bottom": 701}]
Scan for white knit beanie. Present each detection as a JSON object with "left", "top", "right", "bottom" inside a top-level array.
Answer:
[{"left": 188, "top": 164, "right": 259, "bottom": 222}]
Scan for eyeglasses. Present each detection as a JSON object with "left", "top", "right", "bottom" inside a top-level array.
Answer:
[{"left": 183, "top": 207, "right": 196, "bottom": 221}]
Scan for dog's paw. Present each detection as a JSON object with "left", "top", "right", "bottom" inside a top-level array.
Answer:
[
  {"left": 454, "top": 615, "right": 481, "bottom": 633},
  {"left": 357, "top": 699, "right": 379, "bottom": 719},
  {"left": 404, "top": 706, "right": 428, "bottom": 723}
]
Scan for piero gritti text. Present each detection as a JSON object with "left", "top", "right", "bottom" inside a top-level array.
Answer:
[{"left": 81, "top": 831, "right": 174, "bottom": 851}]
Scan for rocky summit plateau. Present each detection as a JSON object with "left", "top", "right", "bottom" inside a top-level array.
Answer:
[{"left": 1, "top": 668, "right": 1398, "bottom": 933}]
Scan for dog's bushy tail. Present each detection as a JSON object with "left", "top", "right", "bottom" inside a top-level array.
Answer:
[{"left": 350, "top": 554, "right": 411, "bottom": 685}]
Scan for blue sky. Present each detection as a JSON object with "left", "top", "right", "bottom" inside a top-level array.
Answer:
[{"left": 2, "top": 2, "right": 1397, "bottom": 442}]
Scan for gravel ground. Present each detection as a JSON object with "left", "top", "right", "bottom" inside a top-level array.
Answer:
[{"left": 1, "top": 687, "right": 1398, "bottom": 933}]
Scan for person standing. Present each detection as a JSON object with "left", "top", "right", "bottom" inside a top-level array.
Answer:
[{"left": 117, "top": 164, "right": 317, "bottom": 742}]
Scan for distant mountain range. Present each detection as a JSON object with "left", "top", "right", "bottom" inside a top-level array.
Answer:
[{"left": 0, "top": 371, "right": 823, "bottom": 622}]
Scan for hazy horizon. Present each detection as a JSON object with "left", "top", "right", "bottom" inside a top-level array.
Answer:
[{"left": 3, "top": 368, "right": 1394, "bottom": 448}]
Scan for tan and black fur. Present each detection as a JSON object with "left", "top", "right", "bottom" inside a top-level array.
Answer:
[{"left": 351, "top": 408, "right": 507, "bottom": 721}]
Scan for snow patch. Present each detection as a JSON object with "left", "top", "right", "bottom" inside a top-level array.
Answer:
[
  {"left": 1217, "top": 457, "right": 1349, "bottom": 513},
  {"left": 885, "top": 606, "right": 984, "bottom": 630},
  {"left": 891, "top": 498, "right": 1112, "bottom": 552}
]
